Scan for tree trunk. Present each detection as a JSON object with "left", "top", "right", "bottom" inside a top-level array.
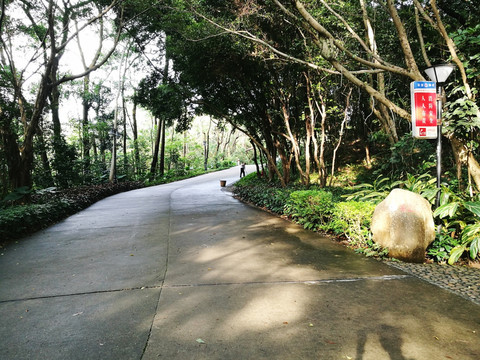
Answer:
[
  {"left": 109, "top": 45, "right": 128, "bottom": 182},
  {"left": 251, "top": 139, "right": 260, "bottom": 177},
  {"left": 275, "top": 137, "right": 291, "bottom": 185},
  {"left": 313, "top": 87, "right": 328, "bottom": 187},
  {"left": 132, "top": 96, "right": 140, "bottom": 175},
  {"left": 82, "top": 74, "right": 91, "bottom": 178},
  {"left": 449, "top": 135, "right": 480, "bottom": 191},
  {"left": 329, "top": 88, "right": 352, "bottom": 186},
  {"left": 18, "top": 75, "right": 52, "bottom": 189},
  {"left": 365, "top": 144, "right": 372, "bottom": 169},
  {"left": 282, "top": 101, "right": 308, "bottom": 185},
  {"left": 360, "top": 0, "right": 398, "bottom": 145},
  {"left": 122, "top": 95, "right": 128, "bottom": 175},
  {"left": 159, "top": 118, "right": 166, "bottom": 176},
  {"left": 0, "top": 125, "right": 23, "bottom": 190},
  {"left": 223, "top": 128, "right": 234, "bottom": 159},
  {"left": 92, "top": 131, "right": 98, "bottom": 162},
  {"left": 36, "top": 125, "right": 54, "bottom": 186},
  {"left": 150, "top": 119, "right": 161, "bottom": 179},
  {"left": 203, "top": 131, "right": 209, "bottom": 171},
  {"left": 109, "top": 133, "right": 117, "bottom": 182},
  {"left": 183, "top": 131, "right": 187, "bottom": 169},
  {"left": 305, "top": 72, "right": 326, "bottom": 186}
]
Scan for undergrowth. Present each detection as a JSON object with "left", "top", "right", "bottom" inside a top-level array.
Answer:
[
  {"left": 233, "top": 173, "right": 386, "bottom": 258},
  {"left": 0, "top": 166, "right": 229, "bottom": 244},
  {"left": 1, "top": 181, "right": 144, "bottom": 243},
  {"left": 234, "top": 172, "right": 480, "bottom": 265}
]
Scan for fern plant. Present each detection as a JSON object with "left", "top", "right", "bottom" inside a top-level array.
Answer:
[
  {"left": 344, "top": 176, "right": 401, "bottom": 203},
  {"left": 434, "top": 192, "right": 480, "bottom": 264}
]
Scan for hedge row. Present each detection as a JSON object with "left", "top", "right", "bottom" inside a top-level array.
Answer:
[
  {"left": 0, "top": 181, "right": 144, "bottom": 242},
  {"left": 233, "top": 176, "right": 381, "bottom": 255}
]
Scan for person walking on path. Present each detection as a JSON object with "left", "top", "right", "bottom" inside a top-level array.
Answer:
[{"left": 240, "top": 162, "right": 246, "bottom": 178}]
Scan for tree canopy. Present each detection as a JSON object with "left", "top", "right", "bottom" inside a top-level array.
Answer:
[{"left": 0, "top": 0, "right": 478, "bottom": 193}]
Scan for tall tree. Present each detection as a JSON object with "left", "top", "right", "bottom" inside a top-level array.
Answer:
[
  {"left": 0, "top": 0, "right": 124, "bottom": 190},
  {"left": 190, "top": 0, "right": 480, "bottom": 189},
  {"left": 136, "top": 55, "right": 184, "bottom": 179}
]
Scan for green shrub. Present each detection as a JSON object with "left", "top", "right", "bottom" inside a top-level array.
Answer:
[
  {"left": 0, "top": 181, "right": 144, "bottom": 242},
  {"left": 234, "top": 179, "right": 292, "bottom": 214},
  {"left": 284, "top": 190, "right": 334, "bottom": 230},
  {"left": 427, "top": 229, "right": 460, "bottom": 263},
  {"left": 235, "top": 172, "right": 261, "bottom": 187},
  {"left": 0, "top": 201, "right": 72, "bottom": 240},
  {"left": 262, "top": 187, "right": 291, "bottom": 214},
  {"left": 328, "top": 201, "right": 376, "bottom": 247},
  {"left": 434, "top": 196, "right": 480, "bottom": 264}
]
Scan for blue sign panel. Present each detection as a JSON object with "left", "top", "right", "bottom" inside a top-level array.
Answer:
[{"left": 412, "top": 81, "right": 436, "bottom": 89}]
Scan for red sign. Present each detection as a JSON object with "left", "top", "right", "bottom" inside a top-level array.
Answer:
[
  {"left": 411, "top": 81, "right": 437, "bottom": 139},
  {"left": 414, "top": 93, "right": 436, "bottom": 126}
]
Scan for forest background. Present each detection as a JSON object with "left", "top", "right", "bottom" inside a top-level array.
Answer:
[{"left": 0, "top": 0, "right": 479, "bottom": 265}]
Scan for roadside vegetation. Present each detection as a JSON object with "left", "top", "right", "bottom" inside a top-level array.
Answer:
[
  {"left": 234, "top": 158, "right": 480, "bottom": 266},
  {"left": 0, "top": 161, "right": 235, "bottom": 245},
  {"left": 1, "top": 1, "right": 479, "bottom": 265}
]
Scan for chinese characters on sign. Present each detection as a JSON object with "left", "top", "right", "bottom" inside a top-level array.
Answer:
[{"left": 411, "top": 81, "right": 437, "bottom": 139}]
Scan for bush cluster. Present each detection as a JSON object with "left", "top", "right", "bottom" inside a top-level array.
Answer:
[
  {"left": 1, "top": 165, "right": 227, "bottom": 245},
  {"left": 234, "top": 172, "right": 480, "bottom": 264},
  {"left": 1, "top": 181, "right": 144, "bottom": 243},
  {"left": 233, "top": 174, "right": 380, "bottom": 255},
  {"left": 284, "top": 190, "right": 334, "bottom": 230},
  {"left": 234, "top": 181, "right": 293, "bottom": 214}
]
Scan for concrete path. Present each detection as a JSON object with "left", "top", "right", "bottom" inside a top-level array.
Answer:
[{"left": 0, "top": 166, "right": 479, "bottom": 359}]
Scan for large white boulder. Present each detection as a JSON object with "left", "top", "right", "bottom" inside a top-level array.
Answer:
[{"left": 371, "top": 188, "right": 435, "bottom": 263}]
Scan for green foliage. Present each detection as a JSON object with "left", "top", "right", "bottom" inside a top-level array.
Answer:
[
  {"left": 344, "top": 176, "right": 400, "bottom": 203},
  {"left": 0, "top": 201, "right": 72, "bottom": 240},
  {"left": 328, "top": 201, "right": 377, "bottom": 247},
  {"left": 443, "top": 86, "right": 480, "bottom": 140},
  {"left": 433, "top": 188, "right": 480, "bottom": 264},
  {"left": 50, "top": 138, "right": 83, "bottom": 188},
  {"left": 136, "top": 80, "right": 185, "bottom": 123},
  {"left": 234, "top": 178, "right": 292, "bottom": 214},
  {"left": 450, "top": 24, "right": 480, "bottom": 81},
  {"left": 401, "top": 173, "right": 437, "bottom": 194},
  {"left": 0, "top": 182, "right": 144, "bottom": 242},
  {"left": 345, "top": 171, "right": 479, "bottom": 264},
  {"left": 427, "top": 229, "right": 460, "bottom": 263},
  {"left": 346, "top": 172, "right": 438, "bottom": 204},
  {"left": 235, "top": 172, "right": 261, "bottom": 187},
  {"left": 284, "top": 190, "right": 334, "bottom": 230},
  {"left": 434, "top": 201, "right": 460, "bottom": 219},
  {"left": 378, "top": 134, "right": 436, "bottom": 179},
  {"left": 2, "top": 187, "right": 32, "bottom": 204},
  {"left": 465, "top": 201, "right": 480, "bottom": 217},
  {"left": 355, "top": 238, "right": 389, "bottom": 258}
]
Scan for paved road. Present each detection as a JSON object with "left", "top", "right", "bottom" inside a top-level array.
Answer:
[{"left": 1, "top": 166, "right": 479, "bottom": 359}]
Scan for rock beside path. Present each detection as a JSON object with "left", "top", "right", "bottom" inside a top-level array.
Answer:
[{"left": 371, "top": 188, "right": 435, "bottom": 263}]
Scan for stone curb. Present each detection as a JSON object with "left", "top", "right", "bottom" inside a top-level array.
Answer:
[{"left": 385, "top": 260, "right": 480, "bottom": 305}]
